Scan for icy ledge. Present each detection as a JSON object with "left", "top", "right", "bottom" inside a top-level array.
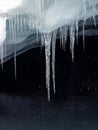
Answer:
[
  {"left": 0, "top": 0, "right": 98, "bottom": 100},
  {"left": 39, "top": 0, "right": 98, "bottom": 101}
]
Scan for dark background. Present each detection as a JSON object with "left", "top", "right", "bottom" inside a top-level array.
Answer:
[{"left": 0, "top": 35, "right": 98, "bottom": 101}]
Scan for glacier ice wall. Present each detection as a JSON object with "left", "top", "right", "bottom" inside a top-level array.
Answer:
[{"left": 0, "top": 0, "right": 98, "bottom": 100}]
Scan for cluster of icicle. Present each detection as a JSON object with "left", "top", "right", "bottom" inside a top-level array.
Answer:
[
  {"left": 40, "top": 0, "right": 97, "bottom": 101},
  {"left": 0, "top": 15, "right": 36, "bottom": 78},
  {"left": 0, "top": 0, "right": 97, "bottom": 101},
  {"left": 41, "top": 25, "right": 77, "bottom": 101}
]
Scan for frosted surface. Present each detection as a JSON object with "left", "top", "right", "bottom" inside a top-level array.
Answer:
[
  {"left": 5, "top": 0, "right": 98, "bottom": 32},
  {"left": 0, "top": 0, "right": 23, "bottom": 13},
  {"left": 0, "top": 0, "right": 98, "bottom": 58}
]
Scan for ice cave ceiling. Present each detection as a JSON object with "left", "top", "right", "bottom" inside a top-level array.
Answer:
[{"left": 0, "top": 0, "right": 98, "bottom": 100}]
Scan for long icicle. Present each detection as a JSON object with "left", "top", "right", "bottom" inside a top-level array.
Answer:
[
  {"left": 12, "top": 17, "right": 17, "bottom": 80},
  {"left": 76, "top": 20, "right": 79, "bottom": 45},
  {"left": 9, "top": 19, "right": 12, "bottom": 38},
  {"left": 16, "top": 15, "right": 19, "bottom": 36},
  {"left": 83, "top": 0, "right": 87, "bottom": 22},
  {"left": 0, "top": 17, "right": 7, "bottom": 69},
  {"left": 83, "top": 21, "right": 85, "bottom": 50},
  {"left": 52, "top": 30, "right": 57, "bottom": 94},
  {"left": 82, "top": 0, "right": 86, "bottom": 51},
  {"left": 59, "top": 27, "right": 63, "bottom": 48},
  {"left": 1, "top": 28, "right": 4, "bottom": 69},
  {"left": 63, "top": 26, "right": 68, "bottom": 51},
  {"left": 41, "top": 33, "right": 45, "bottom": 48},
  {"left": 14, "top": 16, "right": 17, "bottom": 80},
  {"left": 44, "top": 33, "right": 52, "bottom": 101},
  {"left": 91, "top": 0, "right": 96, "bottom": 27},
  {"left": 70, "top": 24, "right": 75, "bottom": 62}
]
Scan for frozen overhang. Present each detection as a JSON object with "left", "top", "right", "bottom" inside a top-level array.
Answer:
[{"left": 0, "top": 0, "right": 98, "bottom": 101}]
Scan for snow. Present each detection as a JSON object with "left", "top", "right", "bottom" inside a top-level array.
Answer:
[{"left": 0, "top": 0, "right": 23, "bottom": 13}]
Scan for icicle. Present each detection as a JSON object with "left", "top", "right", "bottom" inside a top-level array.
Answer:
[
  {"left": 44, "top": 33, "right": 52, "bottom": 101},
  {"left": 59, "top": 28, "right": 62, "bottom": 47},
  {"left": 23, "top": 15, "right": 26, "bottom": 35},
  {"left": 29, "top": 15, "right": 32, "bottom": 33},
  {"left": 83, "top": 0, "right": 87, "bottom": 22},
  {"left": 76, "top": 21, "right": 79, "bottom": 45},
  {"left": 4, "top": 18, "right": 8, "bottom": 62},
  {"left": 14, "top": 44, "right": 17, "bottom": 80},
  {"left": 4, "top": 35, "right": 7, "bottom": 62},
  {"left": 16, "top": 15, "right": 19, "bottom": 36},
  {"left": 91, "top": 0, "right": 96, "bottom": 27},
  {"left": 9, "top": 19, "right": 12, "bottom": 38},
  {"left": 59, "top": 27, "right": 63, "bottom": 48},
  {"left": 83, "top": 21, "right": 85, "bottom": 50},
  {"left": 70, "top": 24, "right": 75, "bottom": 62},
  {"left": 61, "top": 30, "right": 64, "bottom": 49},
  {"left": 41, "top": 0, "right": 44, "bottom": 10},
  {"left": 41, "top": 33, "right": 45, "bottom": 48},
  {"left": 1, "top": 35, "right": 4, "bottom": 69},
  {"left": 35, "top": 0, "right": 40, "bottom": 44},
  {"left": 14, "top": 16, "right": 17, "bottom": 39},
  {"left": 12, "top": 17, "right": 17, "bottom": 80},
  {"left": 62, "top": 26, "right": 68, "bottom": 51},
  {"left": 20, "top": 15, "right": 23, "bottom": 35},
  {"left": 29, "top": 15, "right": 35, "bottom": 31},
  {"left": 35, "top": 0, "right": 38, "bottom": 30},
  {"left": 52, "top": 30, "right": 57, "bottom": 94},
  {"left": 36, "top": 29, "right": 39, "bottom": 44},
  {"left": 11, "top": 18, "right": 14, "bottom": 39},
  {"left": 0, "top": 17, "right": 7, "bottom": 69},
  {"left": 59, "top": 26, "right": 68, "bottom": 50},
  {"left": 15, "top": 16, "right": 17, "bottom": 80},
  {"left": 88, "top": 0, "right": 96, "bottom": 26},
  {"left": 10, "top": 18, "right": 14, "bottom": 39}
]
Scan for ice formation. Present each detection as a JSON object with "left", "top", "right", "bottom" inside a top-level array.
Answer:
[{"left": 0, "top": 0, "right": 98, "bottom": 100}]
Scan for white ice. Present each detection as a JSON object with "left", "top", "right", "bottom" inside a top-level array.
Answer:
[
  {"left": 0, "top": 0, "right": 23, "bottom": 13},
  {"left": 0, "top": 0, "right": 95, "bottom": 33}
]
